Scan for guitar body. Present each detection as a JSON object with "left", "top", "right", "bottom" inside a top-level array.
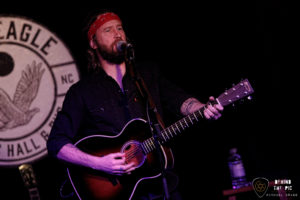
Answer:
[{"left": 67, "top": 118, "right": 174, "bottom": 200}]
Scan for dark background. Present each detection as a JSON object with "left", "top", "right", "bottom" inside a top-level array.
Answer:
[{"left": 1, "top": 1, "right": 293, "bottom": 199}]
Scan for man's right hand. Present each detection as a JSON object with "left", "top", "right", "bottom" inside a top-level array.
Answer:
[
  {"left": 92, "top": 152, "right": 136, "bottom": 175},
  {"left": 57, "top": 144, "right": 136, "bottom": 176}
]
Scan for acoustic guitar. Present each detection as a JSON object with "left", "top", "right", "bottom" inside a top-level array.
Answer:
[{"left": 67, "top": 79, "right": 254, "bottom": 200}]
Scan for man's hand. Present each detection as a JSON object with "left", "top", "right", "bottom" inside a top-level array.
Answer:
[
  {"left": 203, "top": 96, "right": 223, "bottom": 120},
  {"left": 57, "top": 144, "right": 136, "bottom": 176},
  {"left": 181, "top": 97, "right": 223, "bottom": 120},
  {"left": 92, "top": 152, "right": 136, "bottom": 175}
]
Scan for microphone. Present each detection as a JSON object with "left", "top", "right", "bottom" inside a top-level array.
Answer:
[{"left": 116, "top": 41, "right": 132, "bottom": 53}]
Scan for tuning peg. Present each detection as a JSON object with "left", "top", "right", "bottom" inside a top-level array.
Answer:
[{"left": 224, "top": 89, "right": 228, "bottom": 96}]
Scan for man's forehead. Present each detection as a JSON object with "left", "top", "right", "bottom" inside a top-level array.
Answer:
[
  {"left": 100, "top": 20, "right": 123, "bottom": 29},
  {"left": 87, "top": 12, "right": 122, "bottom": 40}
]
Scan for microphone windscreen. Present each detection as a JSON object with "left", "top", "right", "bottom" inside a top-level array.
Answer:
[{"left": 116, "top": 41, "right": 127, "bottom": 52}]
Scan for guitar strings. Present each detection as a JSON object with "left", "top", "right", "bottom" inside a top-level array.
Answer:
[
  {"left": 125, "top": 146, "right": 143, "bottom": 160},
  {"left": 126, "top": 148, "right": 142, "bottom": 159}
]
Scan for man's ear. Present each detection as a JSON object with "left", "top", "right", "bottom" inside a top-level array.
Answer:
[{"left": 89, "top": 38, "right": 97, "bottom": 49}]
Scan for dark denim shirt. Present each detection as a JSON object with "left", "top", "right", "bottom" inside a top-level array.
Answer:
[{"left": 47, "top": 62, "right": 192, "bottom": 157}]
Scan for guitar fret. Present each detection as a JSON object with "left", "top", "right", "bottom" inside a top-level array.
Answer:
[
  {"left": 167, "top": 127, "right": 173, "bottom": 137},
  {"left": 183, "top": 118, "right": 189, "bottom": 127},
  {"left": 149, "top": 139, "right": 154, "bottom": 150},
  {"left": 141, "top": 142, "right": 148, "bottom": 154},
  {"left": 164, "top": 130, "right": 170, "bottom": 140},
  {"left": 188, "top": 115, "right": 193, "bottom": 124},
  {"left": 161, "top": 131, "right": 167, "bottom": 142},
  {"left": 168, "top": 127, "right": 175, "bottom": 136},
  {"left": 193, "top": 112, "right": 199, "bottom": 121},
  {"left": 179, "top": 121, "right": 184, "bottom": 129},
  {"left": 142, "top": 141, "right": 149, "bottom": 153},
  {"left": 149, "top": 138, "right": 155, "bottom": 149},
  {"left": 145, "top": 140, "right": 152, "bottom": 151},
  {"left": 161, "top": 130, "right": 167, "bottom": 141},
  {"left": 171, "top": 125, "right": 177, "bottom": 135},
  {"left": 175, "top": 123, "right": 181, "bottom": 133},
  {"left": 198, "top": 109, "right": 204, "bottom": 119}
]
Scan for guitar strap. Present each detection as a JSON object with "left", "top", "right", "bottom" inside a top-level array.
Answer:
[
  {"left": 125, "top": 49, "right": 175, "bottom": 173},
  {"left": 127, "top": 61, "right": 165, "bottom": 129},
  {"left": 127, "top": 63, "right": 180, "bottom": 198}
]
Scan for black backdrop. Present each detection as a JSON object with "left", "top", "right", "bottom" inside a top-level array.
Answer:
[{"left": 1, "top": 1, "right": 293, "bottom": 200}]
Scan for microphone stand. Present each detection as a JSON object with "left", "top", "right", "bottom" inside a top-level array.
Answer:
[
  {"left": 124, "top": 46, "right": 170, "bottom": 200},
  {"left": 147, "top": 110, "right": 170, "bottom": 200}
]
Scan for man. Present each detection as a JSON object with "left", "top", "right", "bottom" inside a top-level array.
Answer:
[{"left": 47, "top": 11, "right": 223, "bottom": 200}]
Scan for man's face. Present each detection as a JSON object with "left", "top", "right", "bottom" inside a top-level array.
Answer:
[{"left": 94, "top": 19, "right": 126, "bottom": 61}]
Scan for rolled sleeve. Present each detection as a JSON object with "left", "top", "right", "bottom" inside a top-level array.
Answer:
[
  {"left": 47, "top": 84, "right": 84, "bottom": 158},
  {"left": 159, "top": 73, "right": 193, "bottom": 116}
]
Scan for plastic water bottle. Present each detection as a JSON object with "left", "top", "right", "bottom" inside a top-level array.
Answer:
[{"left": 228, "top": 148, "right": 248, "bottom": 189}]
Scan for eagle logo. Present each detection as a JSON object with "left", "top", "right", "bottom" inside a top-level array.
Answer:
[{"left": 0, "top": 61, "right": 45, "bottom": 131}]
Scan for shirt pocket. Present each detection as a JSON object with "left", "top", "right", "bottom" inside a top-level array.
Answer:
[
  {"left": 88, "top": 103, "right": 108, "bottom": 123},
  {"left": 88, "top": 100, "right": 119, "bottom": 123}
]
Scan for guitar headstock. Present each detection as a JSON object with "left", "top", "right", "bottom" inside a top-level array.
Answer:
[{"left": 217, "top": 79, "right": 254, "bottom": 107}]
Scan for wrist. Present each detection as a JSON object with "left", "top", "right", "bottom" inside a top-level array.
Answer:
[
  {"left": 87, "top": 154, "right": 101, "bottom": 170},
  {"left": 181, "top": 98, "right": 204, "bottom": 116}
]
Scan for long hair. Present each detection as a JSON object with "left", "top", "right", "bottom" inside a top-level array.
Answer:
[
  {"left": 86, "top": 36, "right": 100, "bottom": 73},
  {"left": 83, "top": 10, "right": 110, "bottom": 73}
]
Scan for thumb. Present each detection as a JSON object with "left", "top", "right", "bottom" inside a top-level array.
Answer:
[{"left": 209, "top": 96, "right": 215, "bottom": 101}]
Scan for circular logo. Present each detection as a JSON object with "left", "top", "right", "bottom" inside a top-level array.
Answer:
[{"left": 0, "top": 15, "right": 79, "bottom": 167}]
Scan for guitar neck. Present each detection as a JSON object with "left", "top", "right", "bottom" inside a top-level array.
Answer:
[
  {"left": 141, "top": 107, "right": 206, "bottom": 154},
  {"left": 161, "top": 107, "right": 206, "bottom": 142},
  {"left": 141, "top": 79, "right": 254, "bottom": 155}
]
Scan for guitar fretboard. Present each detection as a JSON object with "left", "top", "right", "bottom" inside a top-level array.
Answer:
[{"left": 141, "top": 107, "right": 205, "bottom": 154}]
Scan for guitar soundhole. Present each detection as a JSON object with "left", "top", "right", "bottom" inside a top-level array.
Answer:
[
  {"left": 125, "top": 145, "right": 131, "bottom": 150},
  {"left": 121, "top": 140, "right": 146, "bottom": 168}
]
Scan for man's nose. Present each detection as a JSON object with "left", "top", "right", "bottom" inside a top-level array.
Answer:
[{"left": 113, "top": 28, "right": 122, "bottom": 38}]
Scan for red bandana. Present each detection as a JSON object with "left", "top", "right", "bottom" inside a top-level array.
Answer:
[{"left": 87, "top": 12, "right": 122, "bottom": 41}]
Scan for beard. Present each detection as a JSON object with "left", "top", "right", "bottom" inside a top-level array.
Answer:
[{"left": 97, "top": 40, "right": 125, "bottom": 64}]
